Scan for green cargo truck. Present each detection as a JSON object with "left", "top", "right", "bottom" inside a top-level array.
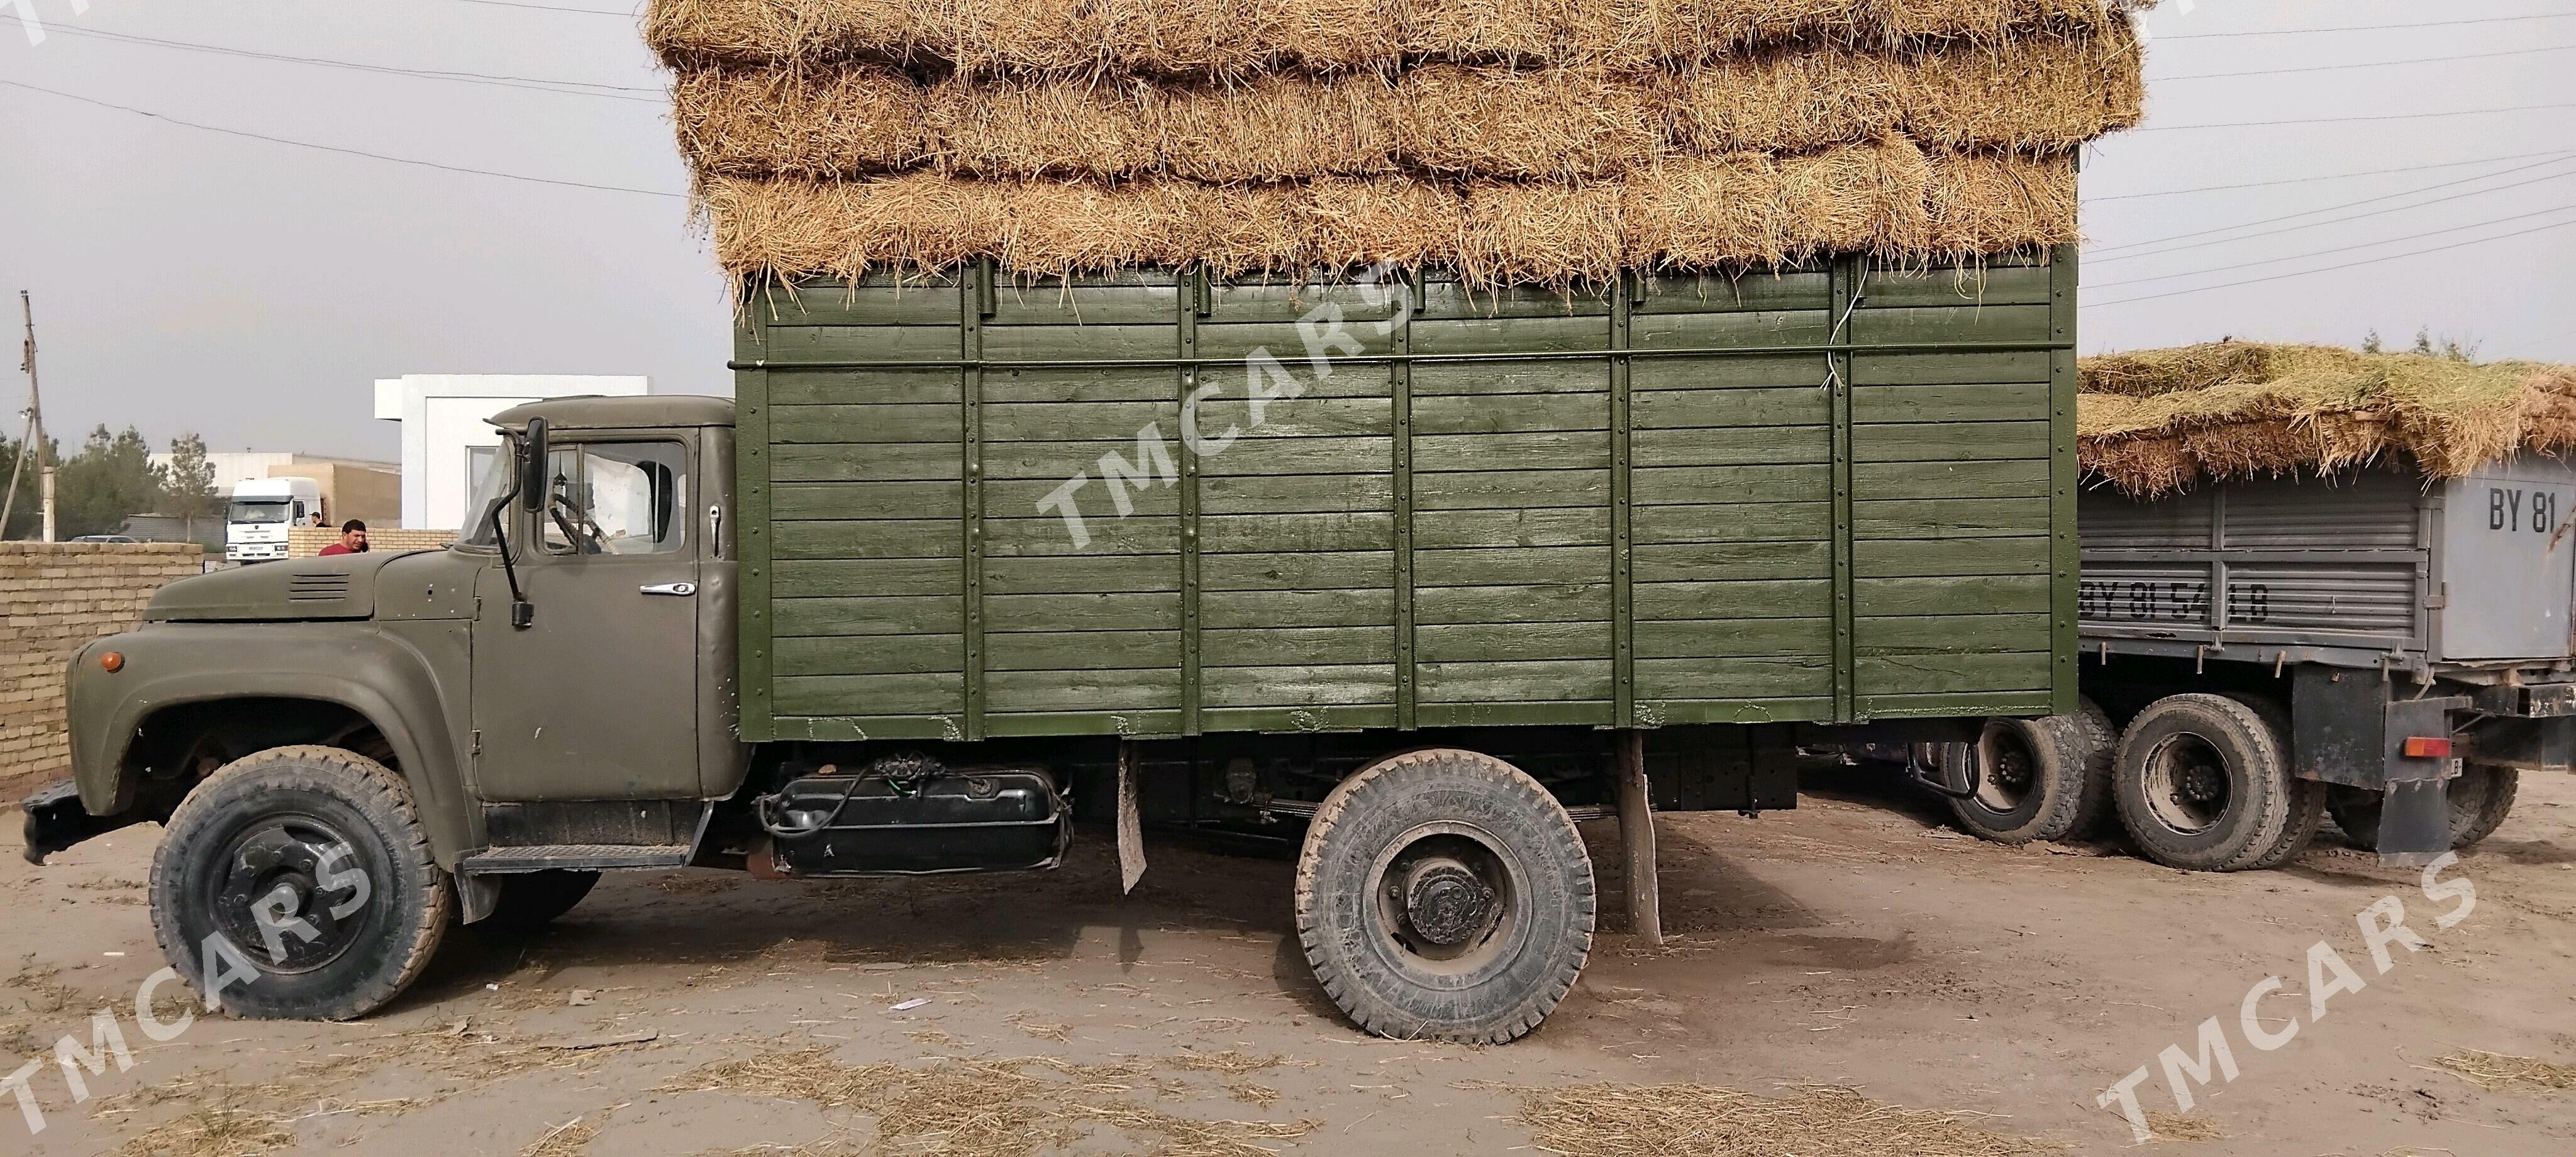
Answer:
[{"left": 30, "top": 251, "right": 2079, "bottom": 1042}]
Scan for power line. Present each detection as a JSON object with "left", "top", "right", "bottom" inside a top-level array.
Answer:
[
  {"left": 2131, "top": 102, "right": 2576, "bottom": 132},
  {"left": 2090, "top": 156, "right": 2576, "bottom": 259},
  {"left": 453, "top": 0, "right": 638, "bottom": 14},
  {"left": 38, "top": 24, "right": 662, "bottom": 101},
  {"left": 2092, "top": 204, "right": 2576, "bottom": 291},
  {"left": 2087, "top": 152, "right": 2576, "bottom": 202},
  {"left": 2082, "top": 219, "right": 2576, "bottom": 308},
  {"left": 2153, "top": 13, "right": 2576, "bottom": 40},
  {"left": 2159, "top": 42, "right": 2576, "bottom": 82},
  {"left": 0, "top": 80, "right": 686, "bottom": 200}
]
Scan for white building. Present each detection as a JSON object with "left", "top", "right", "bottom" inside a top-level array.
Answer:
[{"left": 372, "top": 375, "right": 652, "bottom": 531}]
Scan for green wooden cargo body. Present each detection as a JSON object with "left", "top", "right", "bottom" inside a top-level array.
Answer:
[{"left": 731, "top": 249, "right": 2081, "bottom": 743}]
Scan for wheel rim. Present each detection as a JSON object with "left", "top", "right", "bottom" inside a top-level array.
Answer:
[
  {"left": 1975, "top": 725, "right": 2040, "bottom": 814},
  {"left": 203, "top": 812, "right": 374, "bottom": 975},
  {"left": 2141, "top": 734, "right": 2233, "bottom": 836},
  {"left": 1366, "top": 821, "right": 1523, "bottom": 977}
]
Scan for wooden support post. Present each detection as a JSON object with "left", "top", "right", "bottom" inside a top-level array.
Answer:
[
  {"left": 1614, "top": 730, "right": 1662, "bottom": 946},
  {"left": 1116, "top": 740, "right": 1146, "bottom": 894}
]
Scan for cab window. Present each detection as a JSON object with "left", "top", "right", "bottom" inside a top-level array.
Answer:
[{"left": 540, "top": 442, "right": 688, "bottom": 556}]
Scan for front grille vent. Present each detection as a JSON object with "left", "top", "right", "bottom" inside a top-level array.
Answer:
[{"left": 287, "top": 573, "right": 352, "bottom": 602}]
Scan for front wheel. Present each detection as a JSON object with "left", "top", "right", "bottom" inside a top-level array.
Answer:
[
  {"left": 1294, "top": 748, "right": 1595, "bottom": 1044},
  {"left": 148, "top": 746, "right": 452, "bottom": 1021}
]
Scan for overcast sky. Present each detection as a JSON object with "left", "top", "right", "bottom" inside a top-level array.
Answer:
[{"left": 2, "top": 0, "right": 2572, "bottom": 460}]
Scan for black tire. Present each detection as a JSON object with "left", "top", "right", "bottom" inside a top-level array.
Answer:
[
  {"left": 480, "top": 870, "right": 601, "bottom": 935},
  {"left": 149, "top": 745, "right": 452, "bottom": 1021},
  {"left": 2112, "top": 695, "right": 2318, "bottom": 872},
  {"left": 1948, "top": 699, "right": 2116, "bottom": 844},
  {"left": 2329, "top": 765, "right": 2521, "bottom": 851},
  {"left": 1294, "top": 748, "right": 1594, "bottom": 1044},
  {"left": 2211, "top": 694, "right": 2328, "bottom": 871}
]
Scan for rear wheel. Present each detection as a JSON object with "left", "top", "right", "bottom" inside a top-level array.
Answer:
[
  {"left": 1294, "top": 748, "right": 1594, "bottom": 1044},
  {"left": 148, "top": 746, "right": 450, "bottom": 1020},
  {"left": 2329, "top": 765, "right": 2521, "bottom": 850},
  {"left": 1948, "top": 699, "right": 2116, "bottom": 844},
  {"left": 2113, "top": 695, "right": 2320, "bottom": 872}
]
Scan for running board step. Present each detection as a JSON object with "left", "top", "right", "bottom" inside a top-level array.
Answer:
[{"left": 458, "top": 844, "right": 692, "bottom": 873}]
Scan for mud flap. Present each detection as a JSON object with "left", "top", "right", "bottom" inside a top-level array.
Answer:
[
  {"left": 1614, "top": 731, "right": 1662, "bottom": 947},
  {"left": 2373, "top": 780, "right": 2453, "bottom": 869},
  {"left": 21, "top": 778, "right": 143, "bottom": 866},
  {"left": 1116, "top": 741, "right": 1145, "bottom": 894}
]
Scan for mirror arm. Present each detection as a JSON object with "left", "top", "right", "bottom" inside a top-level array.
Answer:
[{"left": 491, "top": 424, "right": 540, "bottom": 629}]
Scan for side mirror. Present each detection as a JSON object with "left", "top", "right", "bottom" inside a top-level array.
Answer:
[{"left": 518, "top": 417, "right": 550, "bottom": 512}]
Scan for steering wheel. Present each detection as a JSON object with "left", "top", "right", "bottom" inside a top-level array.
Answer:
[{"left": 547, "top": 490, "right": 602, "bottom": 554}]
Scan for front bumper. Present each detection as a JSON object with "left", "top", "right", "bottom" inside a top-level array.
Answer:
[{"left": 19, "top": 778, "right": 143, "bottom": 866}]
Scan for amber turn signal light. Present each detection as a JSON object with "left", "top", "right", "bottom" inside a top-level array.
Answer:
[
  {"left": 97, "top": 651, "right": 123, "bottom": 673},
  {"left": 2402, "top": 736, "right": 2451, "bottom": 760}
]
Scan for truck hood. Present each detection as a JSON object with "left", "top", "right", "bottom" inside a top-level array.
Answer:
[{"left": 147, "top": 553, "right": 409, "bottom": 621}]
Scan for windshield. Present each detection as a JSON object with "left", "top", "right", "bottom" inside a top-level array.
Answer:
[
  {"left": 457, "top": 441, "right": 512, "bottom": 548},
  {"left": 228, "top": 500, "right": 290, "bottom": 525}
]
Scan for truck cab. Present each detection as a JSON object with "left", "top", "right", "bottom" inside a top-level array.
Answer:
[{"left": 225, "top": 476, "right": 325, "bottom": 563}]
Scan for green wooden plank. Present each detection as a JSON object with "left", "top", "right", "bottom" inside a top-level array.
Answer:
[
  {"left": 1411, "top": 316, "right": 1611, "bottom": 355},
  {"left": 1392, "top": 273, "right": 1418, "bottom": 731},
  {"left": 753, "top": 283, "right": 962, "bottom": 327},
  {"left": 773, "top": 443, "right": 962, "bottom": 482},
  {"left": 1414, "top": 431, "right": 1610, "bottom": 471},
  {"left": 1852, "top": 498, "right": 2051, "bottom": 540},
  {"left": 1857, "top": 613, "right": 2050, "bottom": 653},
  {"left": 1629, "top": 355, "right": 1828, "bottom": 390},
  {"left": 1632, "top": 464, "right": 1829, "bottom": 505},
  {"left": 1849, "top": 384, "right": 2048, "bottom": 424},
  {"left": 1411, "top": 362, "right": 1619, "bottom": 397},
  {"left": 2048, "top": 244, "right": 2081, "bottom": 717},
  {"left": 1200, "top": 550, "right": 1394, "bottom": 590},
  {"left": 774, "top": 556, "right": 966, "bottom": 597},
  {"left": 1419, "top": 659, "right": 1613, "bottom": 702},
  {"left": 1195, "top": 321, "right": 1399, "bottom": 359},
  {"left": 982, "top": 554, "right": 1180, "bottom": 595},
  {"left": 1203, "top": 588, "right": 1397, "bottom": 629},
  {"left": 1636, "top": 655, "right": 1831, "bottom": 699},
  {"left": 1632, "top": 309, "right": 1831, "bottom": 350},
  {"left": 1632, "top": 426, "right": 1829, "bottom": 467},
  {"left": 773, "top": 404, "right": 963, "bottom": 444},
  {"left": 983, "top": 709, "right": 1184, "bottom": 738},
  {"left": 1179, "top": 267, "right": 1201, "bottom": 736},
  {"left": 984, "top": 401, "right": 1179, "bottom": 442},
  {"left": 985, "top": 668, "right": 1183, "bottom": 712},
  {"left": 1414, "top": 545, "right": 1609, "bottom": 586},
  {"left": 773, "top": 480, "right": 962, "bottom": 521},
  {"left": 1856, "top": 574, "right": 2051, "bottom": 616},
  {"left": 774, "top": 672, "right": 964, "bottom": 716},
  {"left": 775, "top": 634, "right": 966, "bottom": 676},
  {"left": 1854, "top": 536, "right": 2049, "bottom": 577},
  {"left": 1200, "top": 512, "right": 1392, "bottom": 553},
  {"left": 1195, "top": 436, "right": 1392, "bottom": 476},
  {"left": 774, "top": 520, "right": 964, "bottom": 560},
  {"left": 1189, "top": 396, "right": 1392, "bottom": 438},
  {"left": 1853, "top": 421, "right": 2051, "bottom": 462},
  {"left": 1208, "top": 281, "right": 1405, "bottom": 323},
  {"left": 984, "top": 629, "right": 1180, "bottom": 671},
  {"left": 981, "top": 516, "right": 1179, "bottom": 556},
  {"left": 1857, "top": 651, "right": 2051, "bottom": 695},
  {"left": 1631, "top": 387, "right": 1828, "bottom": 429},
  {"left": 1857, "top": 265, "right": 2052, "bottom": 309},
  {"left": 1639, "top": 697, "right": 1832, "bottom": 726},
  {"left": 774, "top": 594, "right": 962, "bottom": 636},
  {"left": 1854, "top": 459, "right": 2048, "bottom": 501},
  {"left": 1829, "top": 255, "right": 1858, "bottom": 724},
  {"left": 1202, "top": 664, "right": 1397, "bottom": 707},
  {"left": 984, "top": 477, "right": 1180, "bottom": 518},
  {"left": 989, "top": 282, "right": 1179, "bottom": 326},
  {"left": 984, "top": 323, "right": 1177, "bottom": 360},
  {"left": 1848, "top": 303, "right": 2050, "bottom": 346},
  {"left": 768, "top": 368, "right": 962, "bottom": 406},
  {"left": 1416, "top": 701, "right": 1614, "bottom": 728},
  {"left": 984, "top": 367, "right": 1177, "bottom": 403},
  {"left": 1858, "top": 690, "right": 2053, "bottom": 719},
  {"left": 1846, "top": 351, "right": 2050, "bottom": 387},
  {"left": 1412, "top": 392, "right": 1607, "bottom": 434},
  {"left": 1632, "top": 540, "right": 1833, "bottom": 582},
  {"left": 1203, "top": 625, "right": 1397, "bottom": 667},
  {"left": 1417, "top": 582, "right": 1613, "bottom": 624},
  {"left": 985, "top": 592, "right": 1181, "bottom": 632},
  {"left": 1630, "top": 502, "right": 1831, "bottom": 544},
  {"left": 1198, "top": 473, "right": 1395, "bottom": 514},
  {"left": 1417, "top": 621, "right": 1613, "bottom": 662},
  {"left": 767, "top": 715, "right": 967, "bottom": 741},
  {"left": 1611, "top": 272, "right": 1637, "bottom": 727},
  {"left": 757, "top": 326, "right": 965, "bottom": 365},
  {"left": 1635, "top": 271, "right": 1830, "bottom": 314},
  {"left": 1415, "top": 281, "right": 1612, "bottom": 320},
  {"left": 1413, "top": 506, "right": 1610, "bottom": 548},
  {"left": 1633, "top": 616, "right": 1832, "bottom": 658},
  {"left": 1414, "top": 468, "right": 1610, "bottom": 511},
  {"left": 1633, "top": 578, "right": 1832, "bottom": 619}
]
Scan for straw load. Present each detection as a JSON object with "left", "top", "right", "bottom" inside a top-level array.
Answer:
[
  {"left": 647, "top": 0, "right": 2148, "bottom": 287},
  {"left": 2079, "top": 343, "right": 2576, "bottom": 496}
]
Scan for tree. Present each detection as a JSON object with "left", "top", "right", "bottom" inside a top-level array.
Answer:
[
  {"left": 2410, "top": 328, "right": 2480, "bottom": 363},
  {"left": 163, "top": 432, "right": 219, "bottom": 536},
  {"left": 0, "top": 430, "right": 59, "bottom": 540},
  {"left": 53, "top": 424, "right": 166, "bottom": 539}
]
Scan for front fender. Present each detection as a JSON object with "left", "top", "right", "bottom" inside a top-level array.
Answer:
[{"left": 67, "top": 622, "right": 475, "bottom": 866}]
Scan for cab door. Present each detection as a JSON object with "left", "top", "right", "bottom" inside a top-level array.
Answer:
[{"left": 472, "top": 436, "right": 702, "bottom": 801}]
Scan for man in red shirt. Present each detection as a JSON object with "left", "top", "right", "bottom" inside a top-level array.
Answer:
[{"left": 318, "top": 520, "right": 369, "bottom": 556}]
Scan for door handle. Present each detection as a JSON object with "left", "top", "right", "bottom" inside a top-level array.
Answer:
[{"left": 640, "top": 582, "right": 697, "bottom": 597}]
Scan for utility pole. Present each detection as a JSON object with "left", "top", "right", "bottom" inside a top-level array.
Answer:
[{"left": 1, "top": 290, "right": 52, "bottom": 541}]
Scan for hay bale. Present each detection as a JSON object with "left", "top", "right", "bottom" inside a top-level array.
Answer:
[
  {"left": 667, "top": 34, "right": 2138, "bottom": 183},
  {"left": 2077, "top": 342, "right": 2576, "bottom": 494},
  {"left": 1926, "top": 148, "right": 2078, "bottom": 254},
  {"left": 645, "top": 0, "right": 2137, "bottom": 74}
]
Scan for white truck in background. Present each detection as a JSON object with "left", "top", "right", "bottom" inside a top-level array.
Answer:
[{"left": 225, "top": 476, "right": 323, "bottom": 563}]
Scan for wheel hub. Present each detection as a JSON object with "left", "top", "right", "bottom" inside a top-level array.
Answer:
[
  {"left": 211, "top": 820, "right": 369, "bottom": 973},
  {"left": 1401, "top": 858, "right": 1497, "bottom": 947}
]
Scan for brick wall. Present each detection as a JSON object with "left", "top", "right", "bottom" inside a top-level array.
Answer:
[
  {"left": 287, "top": 526, "right": 457, "bottom": 557},
  {"left": 1, "top": 543, "right": 203, "bottom": 799}
]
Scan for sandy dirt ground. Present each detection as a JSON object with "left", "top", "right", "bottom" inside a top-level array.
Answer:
[{"left": 5, "top": 766, "right": 2573, "bottom": 1157}]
